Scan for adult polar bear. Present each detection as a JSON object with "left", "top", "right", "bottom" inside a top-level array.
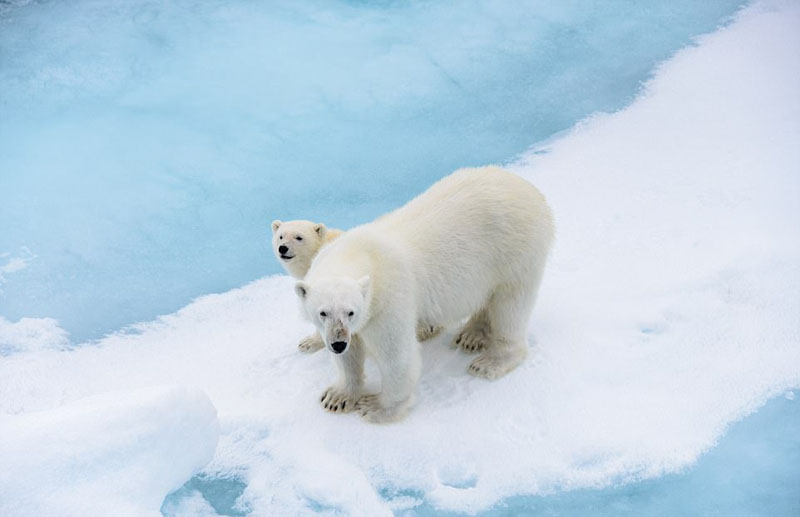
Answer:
[
  {"left": 296, "top": 166, "right": 554, "bottom": 423},
  {"left": 270, "top": 220, "right": 442, "bottom": 353}
]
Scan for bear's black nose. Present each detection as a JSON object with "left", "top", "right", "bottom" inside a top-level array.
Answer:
[
  {"left": 278, "top": 245, "right": 288, "bottom": 254},
  {"left": 331, "top": 341, "right": 347, "bottom": 354}
]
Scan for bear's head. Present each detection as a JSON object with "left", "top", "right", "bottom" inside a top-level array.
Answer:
[
  {"left": 271, "top": 219, "right": 328, "bottom": 279},
  {"left": 294, "top": 276, "right": 370, "bottom": 354}
]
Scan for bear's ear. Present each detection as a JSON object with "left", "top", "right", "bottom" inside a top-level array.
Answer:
[
  {"left": 357, "top": 276, "right": 370, "bottom": 298},
  {"left": 313, "top": 223, "right": 327, "bottom": 239},
  {"left": 271, "top": 220, "right": 282, "bottom": 233},
  {"left": 295, "top": 281, "right": 309, "bottom": 299}
]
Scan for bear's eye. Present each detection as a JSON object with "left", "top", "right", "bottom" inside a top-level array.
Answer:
[
  {"left": 319, "top": 311, "right": 327, "bottom": 318},
  {"left": 348, "top": 311, "right": 354, "bottom": 317},
  {"left": 296, "top": 236, "right": 303, "bottom": 241},
  {"left": 279, "top": 235, "right": 283, "bottom": 240}
]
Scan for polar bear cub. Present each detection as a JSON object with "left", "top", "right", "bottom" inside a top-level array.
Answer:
[
  {"left": 295, "top": 166, "right": 554, "bottom": 423},
  {"left": 272, "top": 219, "right": 343, "bottom": 353},
  {"left": 271, "top": 219, "right": 343, "bottom": 281}
]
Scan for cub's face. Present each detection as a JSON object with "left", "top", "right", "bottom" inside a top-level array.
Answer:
[
  {"left": 295, "top": 276, "right": 370, "bottom": 354},
  {"left": 271, "top": 220, "right": 327, "bottom": 279}
]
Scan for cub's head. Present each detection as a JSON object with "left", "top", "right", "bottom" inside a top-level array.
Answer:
[
  {"left": 295, "top": 276, "right": 370, "bottom": 354},
  {"left": 271, "top": 219, "right": 328, "bottom": 279}
]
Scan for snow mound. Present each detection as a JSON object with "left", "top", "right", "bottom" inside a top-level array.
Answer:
[
  {"left": 0, "top": 387, "right": 219, "bottom": 517},
  {"left": 0, "top": 0, "right": 798, "bottom": 514},
  {"left": 0, "top": 316, "right": 69, "bottom": 355}
]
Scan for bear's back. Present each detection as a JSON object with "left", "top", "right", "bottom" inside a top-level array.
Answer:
[{"left": 374, "top": 166, "right": 553, "bottom": 257}]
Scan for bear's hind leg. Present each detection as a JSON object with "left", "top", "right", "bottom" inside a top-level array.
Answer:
[
  {"left": 320, "top": 334, "right": 365, "bottom": 413},
  {"left": 453, "top": 308, "right": 490, "bottom": 353},
  {"left": 468, "top": 283, "right": 535, "bottom": 380}
]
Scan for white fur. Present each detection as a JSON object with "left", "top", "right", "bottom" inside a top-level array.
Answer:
[
  {"left": 296, "top": 166, "right": 555, "bottom": 423},
  {"left": 271, "top": 220, "right": 342, "bottom": 353},
  {"left": 271, "top": 219, "right": 342, "bottom": 280},
  {"left": 272, "top": 219, "right": 442, "bottom": 355}
]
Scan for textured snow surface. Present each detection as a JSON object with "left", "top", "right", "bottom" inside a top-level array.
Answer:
[
  {"left": 0, "top": 387, "right": 219, "bottom": 516},
  {"left": 1, "top": 0, "right": 798, "bottom": 515}
]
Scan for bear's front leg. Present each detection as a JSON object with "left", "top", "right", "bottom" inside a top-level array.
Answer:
[
  {"left": 298, "top": 332, "right": 324, "bottom": 353},
  {"left": 320, "top": 334, "right": 365, "bottom": 414},
  {"left": 356, "top": 322, "right": 421, "bottom": 423}
]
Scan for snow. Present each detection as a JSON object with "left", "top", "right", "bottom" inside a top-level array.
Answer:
[
  {"left": 0, "top": 387, "right": 219, "bottom": 516},
  {"left": 1, "top": 0, "right": 799, "bottom": 514},
  {"left": 0, "top": 316, "right": 69, "bottom": 354}
]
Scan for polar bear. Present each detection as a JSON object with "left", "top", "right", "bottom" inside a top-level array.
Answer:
[
  {"left": 271, "top": 220, "right": 442, "bottom": 354},
  {"left": 295, "top": 166, "right": 554, "bottom": 423}
]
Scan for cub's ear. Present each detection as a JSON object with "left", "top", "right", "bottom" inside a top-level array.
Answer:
[
  {"left": 357, "top": 276, "right": 370, "bottom": 298},
  {"left": 313, "top": 223, "right": 327, "bottom": 238},
  {"left": 295, "top": 281, "right": 309, "bottom": 299},
  {"left": 271, "top": 220, "right": 282, "bottom": 233}
]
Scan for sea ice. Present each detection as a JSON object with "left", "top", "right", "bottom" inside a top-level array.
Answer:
[{"left": 0, "top": 0, "right": 798, "bottom": 514}]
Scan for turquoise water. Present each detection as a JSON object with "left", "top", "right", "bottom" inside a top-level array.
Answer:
[
  {"left": 0, "top": 0, "right": 743, "bottom": 343},
  {"left": 162, "top": 393, "right": 800, "bottom": 515},
  {"left": 161, "top": 474, "right": 248, "bottom": 516}
]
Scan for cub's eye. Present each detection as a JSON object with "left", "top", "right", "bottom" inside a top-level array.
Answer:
[
  {"left": 348, "top": 311, "right": 354, "bottom": 317},
  {"left": 279, "top": 235, "right": 283, "bottom": 240},
  {"left": 296, "top": 236, "right": 303, "bottom": 241},
  {"left": 320, "top": 311, "right": 327, "bottom": 318}
]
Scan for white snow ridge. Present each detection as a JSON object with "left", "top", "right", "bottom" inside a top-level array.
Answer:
[
  {"left": 0, "top": 0, "right": 798, "bottom": 515},
  {"left": 0, "top": 387, "right": 219, "bottom": 516}
]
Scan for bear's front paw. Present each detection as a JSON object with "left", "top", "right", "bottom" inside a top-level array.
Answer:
[
  {"left": 355, "top": 394, "right": 386, "bottom": 423},
  {"left": 299, "top": 334, "right": 325, "bottom": 353},
  {"left": 320, "top": 386, "right": 359, "bottom": 413},
  {"left": 355, "top": 394, "right": 411, "bottom": 424},
  {"left": 416, "top": 324, "right": 443, "bottom": 342},
  {"left": 355, "top": 394, "right": 379, "bottom": 413}
]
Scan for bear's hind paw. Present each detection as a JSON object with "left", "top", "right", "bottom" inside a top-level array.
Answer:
[
  {"left": 468, "top": 348, "right": 526, "bottom": 380},
  {"left": 454, "top": 327, "right": 489, "bottom": 354}
]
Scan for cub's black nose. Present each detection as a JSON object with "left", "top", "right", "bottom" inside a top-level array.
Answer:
[
  {"left": 278, "top": 245, "right": 288, "bottom": 254},
  {"left": 331, "top": 341, "right": 347, "bottom": 354}
]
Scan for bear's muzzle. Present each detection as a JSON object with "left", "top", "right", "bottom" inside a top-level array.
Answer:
[{"left": 327, "top": 321, "right": 350, "bottom": 353}]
